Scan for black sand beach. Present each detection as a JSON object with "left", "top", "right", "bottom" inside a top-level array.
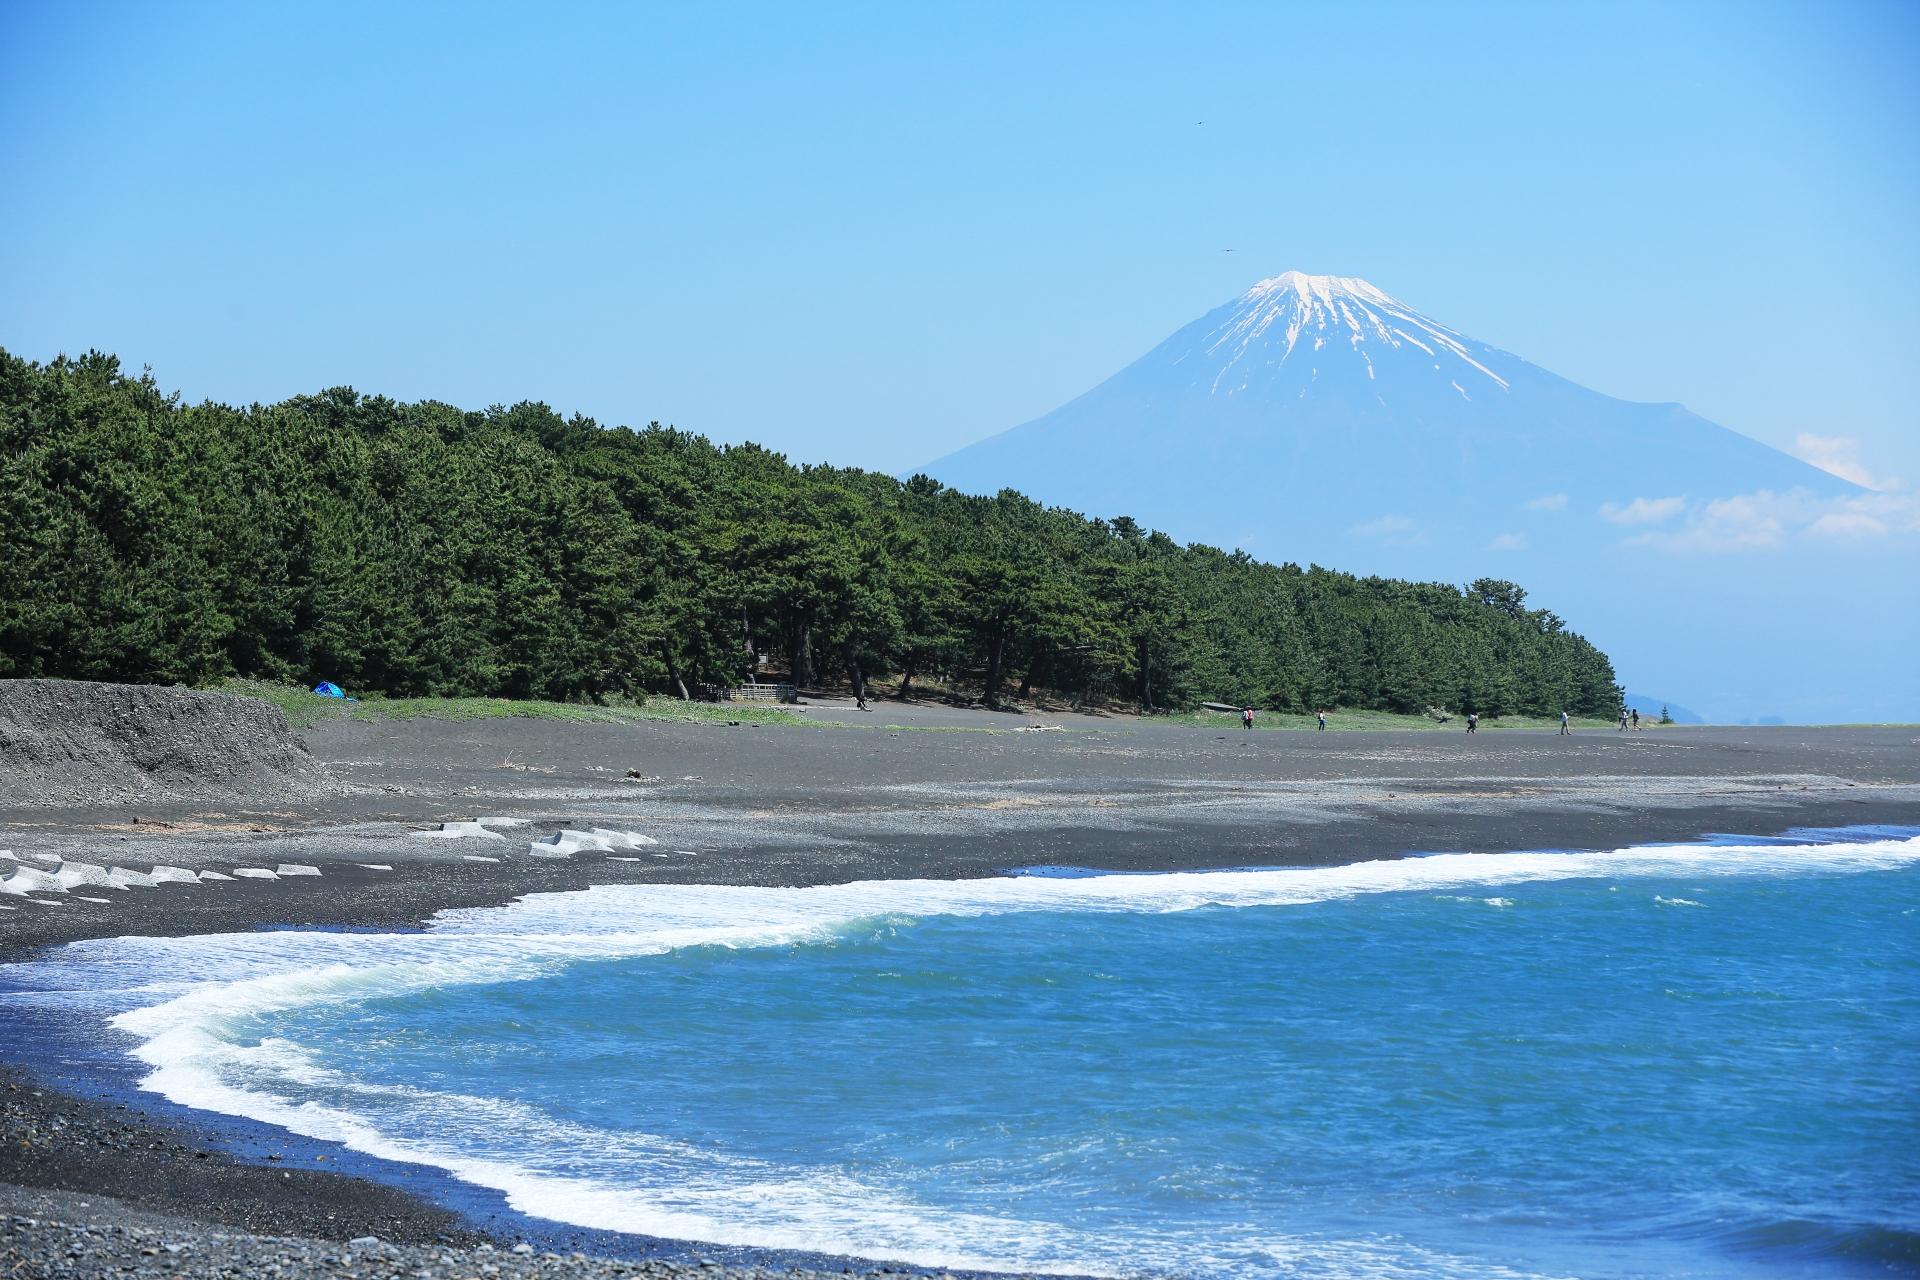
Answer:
[{"left": 3, "top": 689, "right": 1917, "bottom": 1277}]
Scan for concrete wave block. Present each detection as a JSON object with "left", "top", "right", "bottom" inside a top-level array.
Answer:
[
  {"left": 3, "top": 866, "right": 64, "bottom": 895},
  {"left": 587, "top": 828, "right": 660, "bottom": 850},
  {"left": 231, "top": 868, "right": 279, "bottom": 880},
  {"left": 198, "top": 870, "right": 236, "bottom": 882},
  {"left": 527, "top": 828, "right": 662, "bottom": 859},
  {"left": 276, "top": 864, "right": 321, "bottom": 877},
  {"left": 53, "top": 862, "right": 119, "bottom": 891},
  {"left": 414, "top": 821, "right": 507, "bottom": 840},
  {"left": 148, "top": 866, "right": 200, "bottom": 885},
  {"left": 108, "top": 868, "right": 158, "bottom": 889},
  {"left": 528, "top": 830, "right": 608, "bottom": 859}
]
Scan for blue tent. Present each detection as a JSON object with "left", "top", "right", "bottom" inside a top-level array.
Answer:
[{"left": 313, "top": 681, "right": 348, "bottom": 698}]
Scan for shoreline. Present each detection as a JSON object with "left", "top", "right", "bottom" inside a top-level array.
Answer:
[
  {"left": 3, "top": 711, "right": 1917, "bottom": 1276},
  {"left": 7, "top": 786, "right": 1919, "bottom": 964}
]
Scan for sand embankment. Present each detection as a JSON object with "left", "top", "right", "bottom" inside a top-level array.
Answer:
[{"left": 0, "top": 679, "right": 333, "bottom": 809}]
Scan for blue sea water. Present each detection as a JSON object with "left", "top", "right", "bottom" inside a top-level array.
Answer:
[{"left": 7, "top": 832, "right": 1919, "bottom": 1278}]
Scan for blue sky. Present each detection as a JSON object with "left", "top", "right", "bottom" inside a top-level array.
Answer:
[{"left": 3, "top": 1, "right": 1916, "bottom": 483}]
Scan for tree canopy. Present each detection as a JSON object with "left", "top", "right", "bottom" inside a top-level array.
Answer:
[{"left": 0, "top": 351, "right": 1621, "bottom": 715}]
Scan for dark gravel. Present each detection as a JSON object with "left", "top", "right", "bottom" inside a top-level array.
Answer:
[
  {"left": 0, "top": 681, "right": 334, "bottom": 810},
  {"left": 0, "top": 1067, "right": 482, "bottom": 1246},
  {"left": 0, "top": 1187, "right": 990, "bottom": 1280}
]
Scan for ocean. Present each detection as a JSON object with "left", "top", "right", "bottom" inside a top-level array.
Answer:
[{"left": 6, "top": 828, "right": 1918, "bottom": 1278}]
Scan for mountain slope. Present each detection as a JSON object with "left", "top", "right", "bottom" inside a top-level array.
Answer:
[
  {"left": 919, "top": 273, "right": 1914, "bottom": 721},
  {"left": 925, "top": 273, "right": 1848, "bottom": 551}
]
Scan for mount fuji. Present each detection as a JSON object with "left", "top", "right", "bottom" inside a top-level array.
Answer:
[{"left": 920, "top": 273, "right": 1917, "bottom": 722}]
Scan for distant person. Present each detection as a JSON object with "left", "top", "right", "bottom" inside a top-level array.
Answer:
[
  {"left": 1559, "top": 709, "right": 1571, "bottom": 735},
  {"left": 1618, "top": 708, "right": 1629, "bottom": 731},
  {"left": 1630, "top": 707, "right": 1640, "bottom": 730},
  {"left": 1242, "top": 706, "right": 1255, "bottom": 731},
  {"left": 1316, "top": 710, "right": 1328, "bottom": 732},
  {"left": 1466, "top": 711, "right": 1478, "bottom": 734}
]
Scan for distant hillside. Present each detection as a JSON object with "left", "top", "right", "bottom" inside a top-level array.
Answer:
[{"left": 0, "top": 348, "right": 1621, "bottom": 717}]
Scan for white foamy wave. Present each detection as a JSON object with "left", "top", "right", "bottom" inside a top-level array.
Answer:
[
  {"left": 6, "top": 835, "right": 1915, "bottom": 1275},
  {"left": 32, "top": 836, "right": 1902, "bottom": 1036},
  {"left": 125, "top": 1030, "right": 1095, "bottom": 1272}
]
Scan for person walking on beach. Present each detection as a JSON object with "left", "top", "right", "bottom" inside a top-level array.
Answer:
[
  {"left": 1242, "top": 706, "right": 1255, "bottom": 731},
  {"left": 1618, "top": 708, "right": 1629, "bottom": 731},
  {"left": 1466, "top": 711, "right": 1478, "bottom": 734},
  {"left": 1559, "top": 709, "right": 1571, "bottom": 735},
  {"left": 1316, "top": 709, "right": 1328, "bottom": 732},
  {"left": 1630, "top": 707, "right": 1640, "bottom": 730}
]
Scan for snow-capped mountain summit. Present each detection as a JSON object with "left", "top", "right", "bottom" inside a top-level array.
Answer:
[
  {"left": 1190, "top": 271, "right": 1510, "bottom": 401},
  {"left": 917, "top": 272, "right": 1912, "bottom": 721}
]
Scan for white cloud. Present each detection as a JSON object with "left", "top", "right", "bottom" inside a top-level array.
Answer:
[
  {"left": 1488, "top": 531, "right": 1528, "bottom": 551},
  {"left": 1813, "top": 490, "right": 1920, "bottom": 536},
  {"left": 1600, "top": 496, "right": 1686, "bottom": 525},
  {"left": 1792, "top": 433, "right": 1900, "bottom": 491},
  {"left": 1628, "top": 492, "right": 1788, "bottom": 551},
  {"left": 1807, "top": 511, "right": 1889, "bottom": 539},
  {"left": 1524, "top": 493, "right": 1568, "bottom": 512},
  {"left": 1625, "top": 487, "right": 1920, "bottom": 553},
  {"left": 1348, "top": 514, "right": 1426, "bottom": 548},
  {"left": 1351, "top": 514, "right": 1416, "bottom": 538}
]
